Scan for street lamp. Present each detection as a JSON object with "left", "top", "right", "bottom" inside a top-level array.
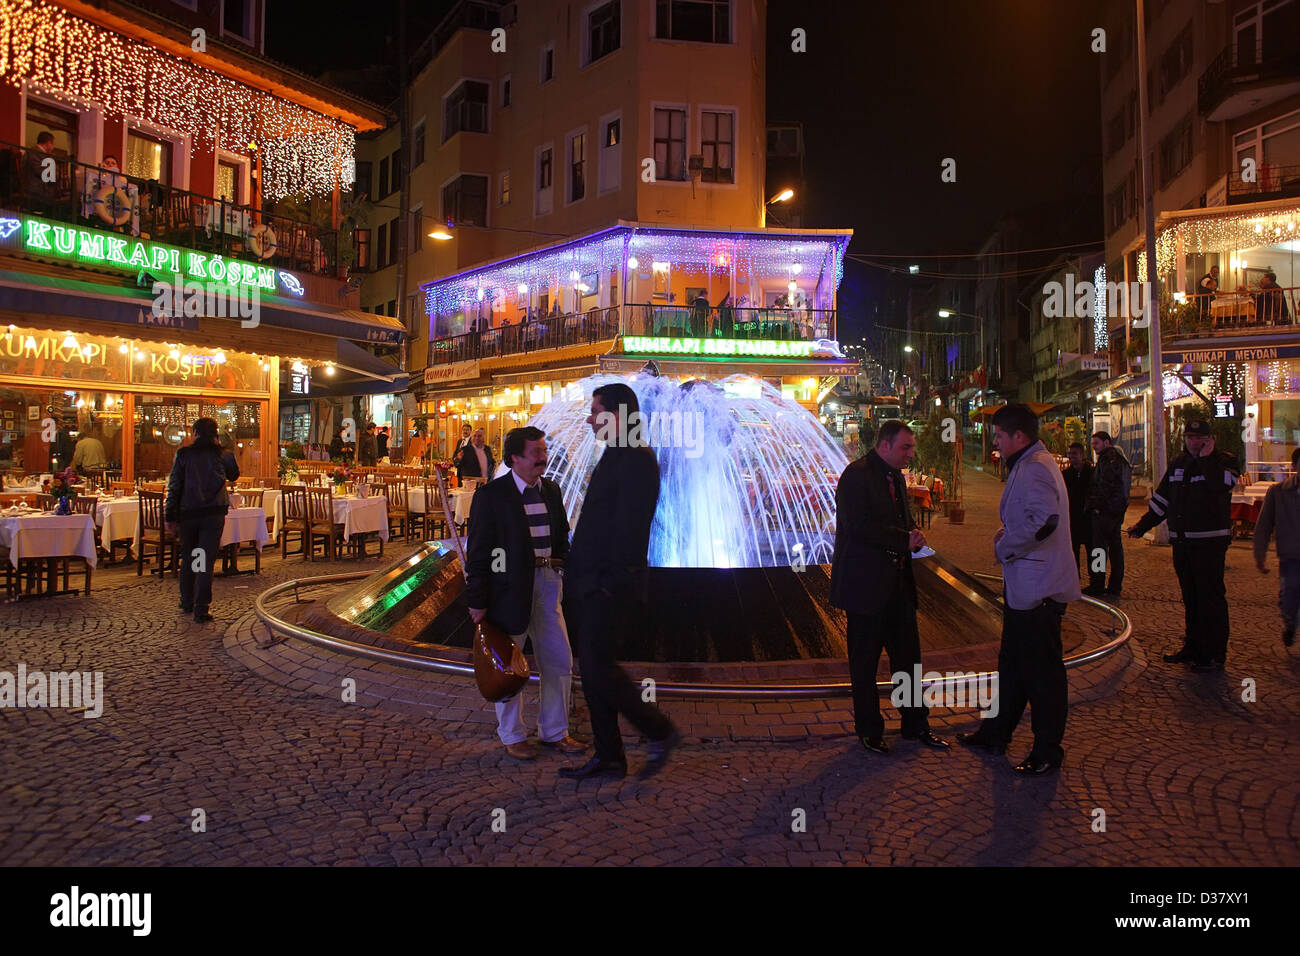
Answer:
[
  {"left": 767, "top": 188, "right": 794, "bottom": 204},
  {"left": 427, "top": 229, "right": 453, "bottom": 241},
  {"left": 908, "top": 265, "right": 920, "bottom": 275}
]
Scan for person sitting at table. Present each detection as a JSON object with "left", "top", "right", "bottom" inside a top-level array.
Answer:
[
  {"left": 23, "top": 132, "right": 63, "bottom": 214},
  {"left": 1255, "top": 271, "right": 1290, "bottom": 327},
  {"left": 716, "top": 293, "right": 734, "bottom": 336},
  {"left": 164, "top": 417, "right": 239, "bottom": 624},
  {"left": 1198, "top": 265, "right": 1219, "bottom": 322}
]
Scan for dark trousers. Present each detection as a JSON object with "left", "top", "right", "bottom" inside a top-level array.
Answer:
[
  {"left": 178, "top": 516, "right": 225, "bottom": 615},
  {"left": 1172, "top": 542, "right": 1230, "bottom": 664},
  {"left": 979, "top": 598, "right": 1068, "bottom": 763},
  {"left": 1088, "top": 511, "right": 1124, "bottom": 591},
  {"left": 575, "top": 591, "right": 674, "bottom": 763},
  {"left": 1281, "top": 560, "right": 1300, "bottom": 632},
  {"left": 846, "top": 589, "right": 928, "bottom": 739},
  {"left": 1070, "top": 521, "right": 1090, "bottom": 579}
]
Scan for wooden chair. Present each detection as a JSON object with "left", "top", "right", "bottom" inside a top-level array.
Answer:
[
  {"left": 304, "top": 486, "right": 343, "bottom": 560},
  {"left": 259, "top": 477, "right": 281, "bottom": 489},
  {"left": 412, "top": 481, "right": 446, "bottom": 540},
  {"left": 140, "top": 481, "right": 166, "bottom": 493},
  {"left": 382, "top": 478, "right": 411, "bottom": 540},
  {"left": 35, "top": 494, "right": 57, "bottom": 512},
  {"left": 109, "top": 480, "right": 134, "bottom": 496},
  {"left": 69, "top": 496, "right": 98, "bottom": 521},
  {"left": 234, "top": 488, "right": 265, "bottom": 509},
  {"left": 279, "top": 485, "right": 308, "bottom": 559},
  {"left": 137, "top": 490, "right": 177, "bottom": 576},
  {"left": 235, "top": 476, "right": 258, "bottom": 488}
]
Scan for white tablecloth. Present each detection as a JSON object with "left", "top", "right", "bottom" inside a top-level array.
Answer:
[
  {"left": 332, "top": 496, "right": 389, "bottom": 541},
  {"left": 0, "top": 513, "right": 98, "bottom": 568},
  {"left": 447, "top": 488, "right": 475, "bottom": 524},
  {"left": 233, "top": 490, "right": 280, "bottom": 539},
  {"left": 220, "top": 507, "right": 270, "bottom": 550},
  {"left": 95, "top": 497, "right": 139, "bottom": 551}
]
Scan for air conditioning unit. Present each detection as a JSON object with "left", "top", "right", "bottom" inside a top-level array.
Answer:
[{"left": 501, "top": 3, "right": 518, "bottom": 27}]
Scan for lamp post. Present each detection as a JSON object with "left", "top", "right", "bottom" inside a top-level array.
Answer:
[{"left": 765, "top": 188, "right": 795, "bottom": 228}]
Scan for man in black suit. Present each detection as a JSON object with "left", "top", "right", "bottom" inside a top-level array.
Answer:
[
  {"left": 560, "top": 382, "right": 679, "bottom": 780},
  {"left": 466, "top": 426, "right": 586, "bottom": 761},
  {"left": 456, "top": 427, "right": 495, "bottom": 482},
  {"left": 829, "top": 421, "right": 949, "bottom": 754},
  {"left": 1062, "top": 442, "right": 1092, "bottom": 580}
]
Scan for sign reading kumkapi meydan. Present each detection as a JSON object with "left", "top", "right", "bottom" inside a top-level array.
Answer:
[{"left": 15, "top": 215, "right": 284, "bottom": 293}]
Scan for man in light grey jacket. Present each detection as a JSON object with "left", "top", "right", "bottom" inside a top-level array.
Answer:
[
  {"left": 1254, "top": 447, "right": 1300, "bottom": 648},
  {"left": 959, "top": 404, "right": 1081, "bottom": 774}
]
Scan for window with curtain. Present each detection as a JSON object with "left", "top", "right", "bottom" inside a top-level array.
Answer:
[
  {"left": 654, "top": 107, "right": 687, "bottom": 181},
  {"left": 126, "top": 131, "right": 171, "bottom": 184}
]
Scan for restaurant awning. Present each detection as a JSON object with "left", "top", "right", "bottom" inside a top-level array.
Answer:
[{"left": 302, "top": 339, "right": 409, "bottom": 396}]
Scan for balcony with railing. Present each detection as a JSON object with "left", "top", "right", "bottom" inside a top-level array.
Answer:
[
  {"left": 1227, "top": 162, "right": 1300, "bottom": 204},
  {"left": 1162, "top": 287, "right": 1298, "bottom": 338},
  {"left": 426, "top": 302, "right": 839, "bottom": 366},
  {"left": 0, "top": 141, "right": 344, "bottom": 284},
  {"left": 1199, "top": 41, "right": 1300, "bottom": 121}
]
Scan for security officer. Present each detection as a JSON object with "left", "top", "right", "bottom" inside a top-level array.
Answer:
[{"left": 1127, "top": 419, "right": 1239, "bottom": 671}]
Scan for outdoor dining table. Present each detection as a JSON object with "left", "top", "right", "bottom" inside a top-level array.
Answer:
[
  {"left": 0, "top": 510, "right": 97, "bottom": 597},
  {"left": 234, "top": 489, "right": 281, "bottom": 539},
  {"left": 130, "top": 505, "right": 271, "bottom": 568},
  {"left": 95, "top": 496, "right": 140, "bottom": 554},
  {"left": 332, "top": 495, "right": 390, "bottom": 542},
  {"left": 907, "top": 485, "right": 933, "bottom": 510}
]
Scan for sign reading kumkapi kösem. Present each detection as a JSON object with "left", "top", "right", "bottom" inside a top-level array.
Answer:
[
  {"left": 13, "top": 214, "right": 288, "bottom": 294},
  {"left": 622, "top": 336, "right": 827, "bottom": 359}
]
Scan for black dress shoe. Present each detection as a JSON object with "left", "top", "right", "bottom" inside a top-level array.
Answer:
[
  {"left": 1162, "top": 647, "right": 1194, "bottom": 664},
  {"left": 859, "top": 736, "right": 889, "bottom": 754},
  {"left": 639, "top": 729, "right": 682, "bottom": 779},
  {"left": 956, "top": 732, "right": 1006, "bottom": 755},
  {"left": 179, "top": 603, "right": 193, "bottom": 613},
  {"left": 1012, "top": 755, "right": 1060, "bottom": 774},
  {"left": 902, "top": 730, "right": 951, "bottom": 749},
  {"left": 1285, "top": 628, "right": 1296, "bottom": 648},
  {"left": 194, "top": 611, "right": 214, "bottom": 623},
  {"left": 558, "top": 756, "right": 627, "bottom": 779},
  {"left": 1081, "top": 585, "right": 1106, "bottom": 597},
  {"left": 1189, "top": 659, "right": 1223, "bottom": 673},
  {"left": 1104, "top": 589, "right": 1122, "bottom": 600}
]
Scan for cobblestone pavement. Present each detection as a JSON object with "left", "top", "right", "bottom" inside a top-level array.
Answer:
[{"left": 0, "top": 468, "right": 1297, "bottom": 866}]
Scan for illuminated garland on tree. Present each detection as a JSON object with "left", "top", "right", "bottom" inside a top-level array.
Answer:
[{"left": 0, "top": 0, "right": 355, "bottom": 200}]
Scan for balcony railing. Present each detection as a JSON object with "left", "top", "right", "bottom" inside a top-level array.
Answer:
[
  {"left": 0, "top": 141, "right": 343, "bottom": 279},
  {"left": 622, "top": 304, "right": 835, "bottom": 341},
  {"left": 1227, "top": 162, "right": 1300, "bottom": 203},
  {"left": 1163, "top": 287, "right": 1297, "bottom": 337},
  {"left": 1199, "top": 41, "right": 1300, "bottom": 117},
  {"left": 426, "top": 303, "right": 840, "bottom": 366},
  {"left": 428, "top": 306, "right": 622, "bottom": 365}
]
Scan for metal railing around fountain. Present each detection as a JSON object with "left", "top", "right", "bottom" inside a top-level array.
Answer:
[{"left": 252, "top": 570, "right": 1132, "bottom": 700}]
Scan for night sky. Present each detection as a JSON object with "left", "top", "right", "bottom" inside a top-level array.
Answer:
[{"left": 268, "top": 0, "right": 1104, "bottom": 269}]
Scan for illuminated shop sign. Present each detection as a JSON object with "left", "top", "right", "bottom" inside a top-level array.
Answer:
[
  {"left": 8, "top": 215, "right": 304, "bottom": 295},
  {"left": 622, "top": 336, "right": 821, "bottom": 359}
]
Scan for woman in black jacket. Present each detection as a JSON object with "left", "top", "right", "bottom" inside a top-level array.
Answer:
[{"left": 165, "top": 418, "right": 239, "bottom": 623}]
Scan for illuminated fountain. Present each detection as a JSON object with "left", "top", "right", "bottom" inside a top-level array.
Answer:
[{"left": 301, "top": 369, "right": 1016, "bottom": 666}]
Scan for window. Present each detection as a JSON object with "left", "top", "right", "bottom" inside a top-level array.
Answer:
[
  {"left": 378, "top": 157, "right": 390, "bottom": 198},
  {"left": 501, "top": 76, "right": 511, "bottom": 108},
  {"left": 1107, "top": 164, "right": 1138, "bottom": 233},
  {"left": 388, "top": 217, "right": 399, "bottom": 264},
  {"left": 1159, "top": 113, "right": 1194, "bottom": 186},
  {"left": 442, "top": 174, "right": 488, "bottom": 227},
  {"left": 376, "top": 222, "right": 388, "bottom": 269},
  {"left": 587, "top": 1, "right": 621, "bottom": 64},
  {"left": 410, "top": 206, "right": 423, "bottom": 252},
  {"left": 656, "top": 0, "right": 729, "bottom": 43},
  {"left": 538, "top": 148, "right": 553, "bottom": 190},
  {"left": 600, "top": 116, "right": 622, "bottom": 193},
  {"left": 700, "top": 110, "right": 734, "bottom": 183},
  {"left": 568, "top": 131, "right": 586, "bottom": 202},
  {"left": 443, "top": 80, "right": 490, "bottom": 142},
  {"left": 1156, "top": 23, "right": 1193, "bottom": 101},
  {"left": 1235, "top": 108, "right": 1300, "bottom": 173},
  {"left": 216, "top": 160, "right": 241, "bottom": 202},
  {"left": 354, "top": 160, "right": 372, "bottom": 200},
  {"left": 25, "top": 101, "right": 77, "bottom": 157},
  {"left": 412, "top": 121, "right": 425, "bottom": 168},
  {"left": 541, "top": 45, "right": 555, "bottom": 82},
  {"left": 388, "top": 300, "right": 397, "bottom": 318},
  {"left": 222, "top": 0, "right": 255, "bottom": 42},
  {"left": 653, "top": 107, "right": 687, "bottom": 181},
  {"left": 499, "top": 170, "right": 511, "bottom": 206},
  {"left": 125, "top": 130, "right": 171, "bottom": 185},
  {"left": 391, "top": 149, "right": 402, "bottom": 192}
]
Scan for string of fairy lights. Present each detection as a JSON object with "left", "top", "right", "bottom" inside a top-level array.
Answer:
[
  {"left": 1134, "top": 203, "right": 1300, "bottom": 282},
  {"left": 0, "top": 0, "right": 355, "bottom": 200}
]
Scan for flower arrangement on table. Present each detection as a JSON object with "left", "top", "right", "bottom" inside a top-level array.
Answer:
[
  {"left": 43, "top": 467, "right": 79, "bottom": 500},
  {"left": 331, "top": 466, "right": 354, "bottom": 488}
]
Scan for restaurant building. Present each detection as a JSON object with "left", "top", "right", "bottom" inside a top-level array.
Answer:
[
  {"left": 418, "top": 222, "right": 856, "bottom": 455},
  {"left": 0, "top": 0, "right": 397, "bottom": 481}
]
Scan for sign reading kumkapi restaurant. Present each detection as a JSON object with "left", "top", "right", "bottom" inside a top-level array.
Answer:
[
  {"left": 622, "top": 336, "right": 825, "bottom": 359},
  {"left": 9, "top": 215, "right": 291, "bottom": 294},
  {"left": 424, "top": 360, "right": 480, "bottom": 385},
  {"left": 1164, "top": 344, "right": 1300, "bottom": 364}
]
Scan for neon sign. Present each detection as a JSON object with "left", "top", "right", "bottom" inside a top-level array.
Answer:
[
  {"left": 622, "top": 336, "right": 819, "bottom": 359},
  {"left": 19, "top": 215, "right": 286, "bottom": 293}
]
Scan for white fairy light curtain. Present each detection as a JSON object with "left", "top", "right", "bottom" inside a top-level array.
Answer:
[{"left": 0, "top": 0, "right": 355, "bottom": 200}]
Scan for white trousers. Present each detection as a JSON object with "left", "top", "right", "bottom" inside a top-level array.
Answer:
[{"left": 495, "top": 566, "right": 573, "bottom": 745}]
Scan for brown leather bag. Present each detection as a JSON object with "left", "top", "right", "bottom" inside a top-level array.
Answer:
[{"left": 473, "top": 617, "right": 529, "bottom": 702}]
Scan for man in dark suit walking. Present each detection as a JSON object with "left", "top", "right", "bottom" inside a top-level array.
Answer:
[
  {"left": 456, "top": 427, "right": 495, "bottom": 482},
  {"left": 830, "top": 421, "right": 949, "bottom": 754},
  {"left": 560, "top": 382, "right": 679, "bottom": 780},
  {"left": 465, "top": 426, "right": 586, "bottom": 761}
]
